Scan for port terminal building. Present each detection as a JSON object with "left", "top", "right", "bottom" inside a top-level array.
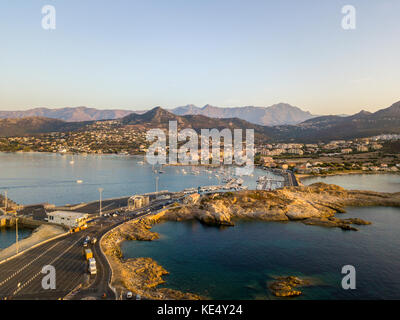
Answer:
[{"left": 46, "top": 211, "right": 89, "bottom": 228}]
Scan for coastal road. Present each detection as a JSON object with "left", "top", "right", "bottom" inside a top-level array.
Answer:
[
  {"left": 0, "top": 200, "right": 169, "bottom": 300},
  {"left": 0, "top": 230, "right": 89, "bottom": 300}
]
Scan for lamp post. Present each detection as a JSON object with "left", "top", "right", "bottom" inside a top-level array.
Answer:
[
  {"left": 155, "top": 176, "right": 159, "bottom": 193},
  {"left": 16, "top": 217, "right": 19, "bottom": 254},
  {"left": 4, "top": 189, "right": 8, "bottom": 211},
  {"left": 98, "top": 188, "right": 104, "bottom": 216}
]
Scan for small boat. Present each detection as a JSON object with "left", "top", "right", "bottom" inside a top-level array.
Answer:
[
  {"left": 70, "top": 160, "right": 75, "bottom": 165},
  {"left": 76, "top": 180, "right": 83, "bottom": 184}
]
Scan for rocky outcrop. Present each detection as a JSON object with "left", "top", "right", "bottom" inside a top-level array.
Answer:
[
  {"left": 101, "top": 216, "right": 203, "bottom": 300},
  {"left": 101, "top": 182, "right": 400, "bottom": 300},
  {"left": 303, "top": 216, "right": 371, "bottom": 231},
  {"left": 268, "top": 276, "right": 310, "bottom": 297},
  {"left": 161, "top": 183, "right": 399, "bottom": 230}
]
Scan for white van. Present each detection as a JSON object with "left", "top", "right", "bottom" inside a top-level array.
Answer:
[{"left": 88, "top": 258, "right": 97, "bottom": 275}]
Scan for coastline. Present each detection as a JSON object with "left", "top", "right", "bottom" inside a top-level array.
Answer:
[
  {"left": 101, "top": 211, "right": 204, "bottom": 300},
  {"left": 296, "top": 170, "right": 400, "bottom": 183},
  {"left": 101, "top": 183, "right": 400, "bottom": 299}
]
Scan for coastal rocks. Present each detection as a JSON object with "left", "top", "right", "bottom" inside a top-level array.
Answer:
[
  {"left": 183, "top": 193, "right": 201, "bottom": 205},
  {"left": 268, "top": 276, "right": 310, "bottom": 297},
  {"left": 121, "top": 257, "right": 168, "bottom": 289},
  {"left": 302, "top": 216, "right": 371, "bottom": 231},
  {"left": 101, "top": 216, "right": 203, "bottom": 300},
  {"left": 123, "top": 219, "right": 159, "bottom": 241},
  {"left": 164, "top": 182, "right": 399, "bottom": 229}
]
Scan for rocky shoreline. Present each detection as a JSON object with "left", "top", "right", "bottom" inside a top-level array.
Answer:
[
  {"left": 101, "top": 212, "right": 203, "bottom": 300},
  {"left": 101, "top": 182, "right": 400, "bottom": 299}
]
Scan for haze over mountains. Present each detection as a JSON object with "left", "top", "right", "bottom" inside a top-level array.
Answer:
[
  {"left": 172, "top": 103, "right": 316, "bottom": 126},
  {"left": 0, "top": 103, "right": 316, "bottom": 126},
  {"left": 0, "top": 107, "right": 133, "bottom": 122},
  {"left": 1, "top": 100, "right": 400, "bottom": 142}
]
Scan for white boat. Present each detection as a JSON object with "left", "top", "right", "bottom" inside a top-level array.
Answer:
[
  {"left": 70, "top": 160, "right": 75, "bottom": 165},
  {"left": 76, "top": 180, "right": 83, "bottom": 184}
]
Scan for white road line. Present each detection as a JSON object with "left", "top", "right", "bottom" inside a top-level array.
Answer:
[
  {"left": 0, "top": 241, "right": 62, "bottom": 288},
  {"left": 12, "top": 236, "right": 85, "bottom": 296}
]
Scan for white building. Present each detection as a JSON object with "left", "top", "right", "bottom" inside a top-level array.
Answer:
[{"left": 46, "top": 211, "right": 89, "bottom": 228}]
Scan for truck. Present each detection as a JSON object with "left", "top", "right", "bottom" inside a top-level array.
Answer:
[
  {"left": 88, "top": 258, "right": 97, "bottom": 275},
  {"left": 84, "top": 248, "right": 93, "bottom": 260}
]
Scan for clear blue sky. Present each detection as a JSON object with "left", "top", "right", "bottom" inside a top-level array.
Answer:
[{"left": 0, "top": 0, "right": 399, "bottom": 114}]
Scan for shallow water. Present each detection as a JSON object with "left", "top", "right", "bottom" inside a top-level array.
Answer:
[
  {"left": 0, "top": 227, "right": 31, "bottom": 250},
  {"left": 122, "top": 206, "right": 400, "bottom": 300},
  {"left": 303, "top": 173, "right": 400, "bottom": 193},
  {"left": 122, "top": 173, "right": 400, "bottom": 299}
]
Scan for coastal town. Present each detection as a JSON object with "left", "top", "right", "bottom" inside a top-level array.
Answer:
[{"left": 2, "top": 123, "right": 400, "bottom": 177}]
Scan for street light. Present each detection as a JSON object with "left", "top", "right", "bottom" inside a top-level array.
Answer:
[
  {"left": 16, "top": 217, "right": 19, "bottom": 254},
  {"left": 4, "top": 189, "right": 7, "bottom": 211},
  {"left": 98, "top": 188, "right": 104, "bottom": 216},
  {"left": 155, "top": 176, "right": 159, "bottom": 193}
]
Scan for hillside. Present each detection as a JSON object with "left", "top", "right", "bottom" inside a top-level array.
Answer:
[
  {"left": 0, "top": 107, "right": 133, "bottom": 122},
  {"left": 2, "top": 100, "right": 400, "bottom": 142},
  {"left": 273, "top": 101, "right": 400, "bottom": 142},
  {"left": 0, "top": 117, "right": 88, "bottom": 137}
]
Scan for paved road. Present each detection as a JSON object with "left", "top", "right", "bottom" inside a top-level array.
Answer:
[
  {"left": 0, "top": 231, "right": 88, "bottom": 300},
  {"left": 0, "top": 200, "right": 169, "bottom": 300}
]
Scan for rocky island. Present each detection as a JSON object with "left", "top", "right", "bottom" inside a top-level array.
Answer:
[{"left": 101, "top": 182, "right": 400, "bottom": 299}]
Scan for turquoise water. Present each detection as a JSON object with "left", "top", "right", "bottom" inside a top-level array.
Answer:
[
  {"left": 0, "top": 227, "right": 32, "bottom": 250},
  {"left": 122, "top": 208, "right": 400, "bottom": 300},
  {"left": 122, "top": 173, "right": 400, "bottom": 300}
]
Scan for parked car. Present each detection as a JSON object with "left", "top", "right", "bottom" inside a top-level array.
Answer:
[{"left": 126, "top": 291, "right": 133, "bottom": 299}]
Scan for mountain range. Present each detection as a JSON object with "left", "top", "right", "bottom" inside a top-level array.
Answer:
[
  {"left": 0, "top": 103, "right": 316, "bottom": 126},
  {"left": 1, "top": 100, "right": 400, "bottom": 142},
  {"left": 171, "top": 103, "right": 316, "bottom": 126},
  {"left": 0, "top": 107, "right": 133, "bottom": 122}
]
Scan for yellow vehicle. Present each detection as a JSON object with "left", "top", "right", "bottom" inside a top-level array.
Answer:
[
  {"left": 80, "top": 224, "right": 88, "bottom": 230},
  {"left": 71, "top": 227, "right": 80, "bottom": 233},
  {"left": 84, "top": 248, "right": 93, "bottom": 260}
]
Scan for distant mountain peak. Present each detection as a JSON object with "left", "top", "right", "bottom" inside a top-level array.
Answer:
[
  {"left": 171, "top": 103, "right": 316, "bottom": 126},
  {"left": 355, "top": 110, "right": 372, "bottom": 116}
]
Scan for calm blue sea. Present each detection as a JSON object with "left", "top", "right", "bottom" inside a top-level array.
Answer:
[
  {"left": 1, "top": 152, "right": 400, "bottom": 299},
  {"left": 122, "top": 174, "right": 400, "bottom": 299},
  {"left": 0, "top": 152, "right": 264, "bottom": 206}
]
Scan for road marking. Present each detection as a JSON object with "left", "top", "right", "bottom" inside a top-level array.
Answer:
[
  {"left": 0, "top": 241, "right": 62, "bottom": 288},
  {"left": 12, "top": 236, "right": 85, "bottom": 296}
]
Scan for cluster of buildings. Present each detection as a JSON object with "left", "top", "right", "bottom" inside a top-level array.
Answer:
[
  {"left": 0, "top": 121, "right": 149, "bottom": 155},
  {"left": 258, "top": 139, "right": 384, "bottom": 158}
]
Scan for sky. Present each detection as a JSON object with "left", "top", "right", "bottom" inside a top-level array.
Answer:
[{"left": 0, "top": 0, "right": 399, "bottom": 115}]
